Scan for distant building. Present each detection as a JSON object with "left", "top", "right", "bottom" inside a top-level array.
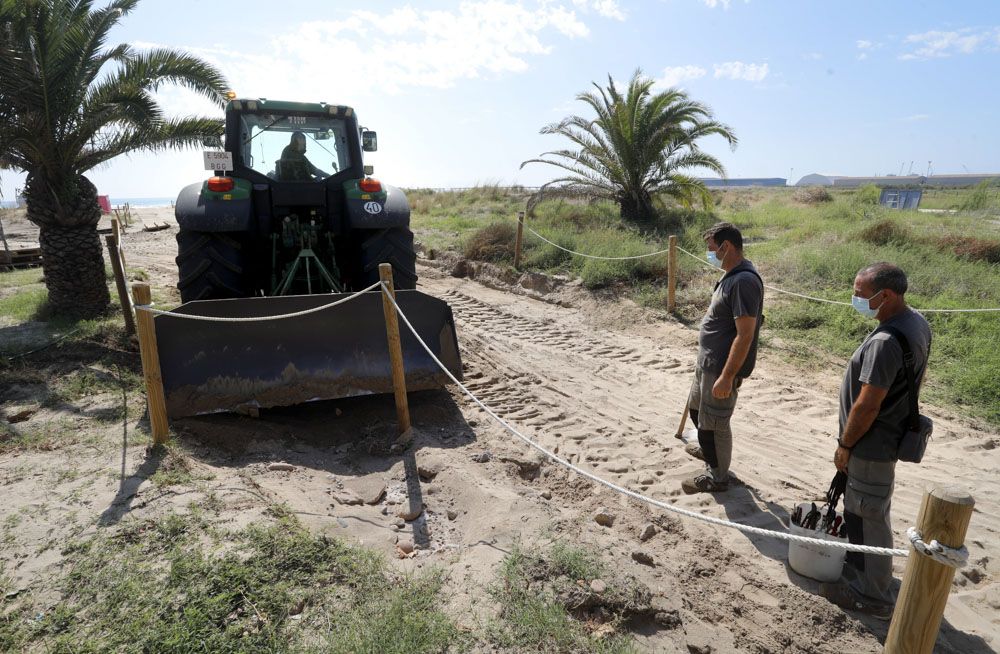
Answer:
[
  {"left": 832, "top": 175, "right": 925, "bottom": 188},
  {"left": 925, "top": 174, "right": 1000, "bottom": 188},
  {"left": 795, "top": 174, "right": 835, "bottom": 187},
  {"left": 699, "top": 178, "right": 787, "bottom": 187}
]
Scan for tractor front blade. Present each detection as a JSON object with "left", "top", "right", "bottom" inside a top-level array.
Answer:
[{"left": 153, "top": 290, "right": 462, "bottom": 418}]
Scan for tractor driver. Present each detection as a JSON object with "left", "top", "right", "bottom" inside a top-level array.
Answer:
[{"left": 278, "top": 131, "right": 328, "bottom": 181}]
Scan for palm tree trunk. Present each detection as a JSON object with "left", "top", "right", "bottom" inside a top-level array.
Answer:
[
  {"left": 38, "top": 223, "right": 110, "bottom": 316},
  {"left": 619, "top": 191, "right": 655, "bottom": 223},
  {"left": 24, "top": 173, "right": 110, "bottom": 317}
]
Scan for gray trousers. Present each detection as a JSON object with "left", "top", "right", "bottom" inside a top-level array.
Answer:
[
  {"left": 841, "top": 456, "right": 896, "bottom": 605},
  {"left": 688, "top": 367, "right": 741, "bottom": 482}
]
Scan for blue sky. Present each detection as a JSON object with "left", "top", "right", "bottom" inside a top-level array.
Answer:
[{"left": 3, "top": 0, "right": 1000, "bottom": 200}]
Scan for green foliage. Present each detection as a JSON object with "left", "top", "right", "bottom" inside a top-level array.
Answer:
[
  {"left": 487, "top": 543, "right": 636, "bottom": 653},
  {"left": 854, "top": 184, "right": 881, "bottom": 206},
  {"left": 522, "top": 69, "right": 736, "bottom": 222},
  {"left": 0, "top": 0, "right": 229, "bottom": 188},
  {"left": 856, "top": 218, "right": 912, "bottom": 246},
  {"left": 958, "top": 180, "right": 1000, "bottom": 212},
  {"left": 1, "top": 513, "right": 457, "bottom": 653}
]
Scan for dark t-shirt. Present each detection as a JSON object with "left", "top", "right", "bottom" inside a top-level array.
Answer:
[
  {"left": 839, "top": 308, "right": 932, "bottom": 461},
  {"left": 697, "top": 259, "right": 764, "bottom": 376},
  {"left": 279, "top": 145, "right": 318, "bottom": 181}
]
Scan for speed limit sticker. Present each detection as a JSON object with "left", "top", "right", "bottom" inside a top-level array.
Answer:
[{"left": 363, "top": 201, "right": 383, "bottom": 214}]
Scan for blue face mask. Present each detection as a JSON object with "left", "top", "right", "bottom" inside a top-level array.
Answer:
[
  {"left": 706, "top": 245, "right": 725, "bottom": 268},
  {"left": 851, "top": 289, "right": 884, "bottom": 319}
]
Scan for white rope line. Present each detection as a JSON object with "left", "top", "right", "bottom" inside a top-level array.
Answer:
[
  {"left": 132, "top": 282, "right": 381, "bottom": 322},
  {"left": 380, "top": 282, "right": 910, "bottom": 558},
  {"left": 675, "top": 245, "right": 1000, "bottom": 313},
  {"left": 525, "top": 225, "right": 672, "bottom": 260},
  {"left": 906, "top": 527, "right": 969, "bottom": 568}
]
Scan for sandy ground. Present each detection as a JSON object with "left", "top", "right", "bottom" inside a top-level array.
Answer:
[{"left": 1, "top": 206, "right": 998, "bottom": 652}]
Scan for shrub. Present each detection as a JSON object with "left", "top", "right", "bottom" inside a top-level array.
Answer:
[
  {"left": 463, "top": 222, "right": 517, "bottom": 262},
  {"left": 857, "top": 218, "right": 911, "bottom": 246},
  {"left": 931, "top": 236, "right": 1000, "bottom": 264},
  {"left": 854, "top": 184, "right": 881, "bottom": 206},
  {"left": 793, "top": 186, "right": 832, "bottom": 204},
  {"left": 958, "top": 180, "right": 1000, "bottom": 212}
]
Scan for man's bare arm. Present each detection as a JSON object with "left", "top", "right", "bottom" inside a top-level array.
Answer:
[
  {"left": 840, "top": 383, "right": 889, "bottom": 448},
  {"left": 712, "top": 315, "right": 757, "bottom": 398}
]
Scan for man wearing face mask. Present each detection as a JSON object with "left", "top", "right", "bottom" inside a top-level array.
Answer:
[
  {"left": 681, "top": 222, "right": 764, "bottom": 494},
  {"left": 820, "top": 262, "right": 931, "bottom": 619}
]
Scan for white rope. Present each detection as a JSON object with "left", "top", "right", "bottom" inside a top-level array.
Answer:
[
  {"left": 675, "top": 245, "right": 1000, "bottom": 314},
  {"left": 525, "top": 225, "right": 672, "bottom": 261},
  {"left": 131, "top": 282, "right": 381, "bottom": 322},
  {"left": 906, "top": 527, "right": 969, "bottom": 568},
  {"left": 380, "top": 282, "right": 910, "bottom": 558}
]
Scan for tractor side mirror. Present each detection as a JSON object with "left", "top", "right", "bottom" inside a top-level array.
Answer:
[{"left": 362, "top": 130, "right": 378, "bottom": 152}]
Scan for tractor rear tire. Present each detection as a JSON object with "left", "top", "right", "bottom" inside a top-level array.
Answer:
[
  {"left": 360, "top": 227, "right": 417, "bottom": 290},
  {"left": 175, "top": 230, "right": 250, "bottom": 302}
]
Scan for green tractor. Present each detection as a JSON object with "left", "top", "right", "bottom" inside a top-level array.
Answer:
[
  {"left": 162, "top": 98, "right": 461, "bottom": 418},
  {"left": 175, "top": 97, "right": 416, "bottom": 299}
]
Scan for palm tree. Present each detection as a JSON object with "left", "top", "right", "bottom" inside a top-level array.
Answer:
[
  {"left": 522, "top": 69, "right": 737, "bottom": 224},
  {"left": 0, "top": 0, "right": 228, "bottom": 317}
]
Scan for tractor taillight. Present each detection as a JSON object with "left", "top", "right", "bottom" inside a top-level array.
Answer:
[
  {"left": 207, "top": 176, "right": 234, "bottom": 192},
  {"left": 359, "top": 177, "right": 382, "bottom": 193}
]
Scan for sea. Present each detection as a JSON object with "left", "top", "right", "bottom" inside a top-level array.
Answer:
[{"left": 1, "top": 197, "right": 175, "bottom": 209}]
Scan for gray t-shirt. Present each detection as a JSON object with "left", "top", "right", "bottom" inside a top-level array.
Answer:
[
  {"left": 697, "top": 260, "right": 764, "bottom": 376},
  {"left": 839, "top": 308, "right": 932, "bottom": 461}
]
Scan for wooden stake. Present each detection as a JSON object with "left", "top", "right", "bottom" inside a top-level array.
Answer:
[
  {"left": 667, "top": 235, "right": 677, "bottom": 313},
  {"left": 884, "top": 486, "right": 975, "bottom": 654},
  {"left": 514, "top": 211, "right": 524, "bottom": 270},
  {"left": 378, "top": 263, "right": 411, "bottom": 436},
  {"left": 105, "top": 235, "right": 136, "bottom": 336},
  {"left": 132, "top": 283, "right": 169, "bottom": 445}
]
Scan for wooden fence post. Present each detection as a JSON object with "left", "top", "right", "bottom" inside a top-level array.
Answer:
[
  {"left": 667, "top": 235, "right": 677, "bottom": 313},
  {"left": 378, "top": 263, "right": 412, "bottom": 437},
  {"left": 105, "top": 234, "right": 136, "bottom": 336},
  {"left": 514, "top": 211, "right": 525, "bottom": 270},
  {"left": 884, "top": 486, "right": 975, "bottom": 654},
  {"left": 132, "top": 283, "right": 169, "bottom": 445}
]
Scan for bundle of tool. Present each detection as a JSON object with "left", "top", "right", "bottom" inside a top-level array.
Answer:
[{"left": 790, "top": 472, "right": 848, "bottom": 538}]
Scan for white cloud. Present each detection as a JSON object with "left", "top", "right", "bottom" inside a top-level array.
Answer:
[
  {"left": 137, "top": 2, "right": 612, "bottom": 101},
  {"left": 899, "top": 28, "right": 998, "bottom": 60},
  {"left": 902, "top": 113, "right": 930, "bottom": 121},
  {"left": 856, "top": 39, "right": 873, "bottom": 50},
  {"left": 713, "top": 61, "right": 769, "bottom": 82},
  {"left": 656, "top": 65, "right": 707, "bottom": 87},
  {"left": 700, "top": 0, "right": 750, "bottom": 9},
  {"left": 571, "top": 0, "right": 626, "bottom": 20}
]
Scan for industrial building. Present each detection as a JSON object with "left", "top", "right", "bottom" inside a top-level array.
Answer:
[
  {"left": 699, "top": 178, "right": 787, "bottom": 187},
  {"left": 795, "top": 173, "right": 1000, "bottom": 188}
]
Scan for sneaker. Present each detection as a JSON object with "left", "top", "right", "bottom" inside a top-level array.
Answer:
[
  {"left": 681, "top": 474, "right": 728, "bottom": 494},
  {"left": 819, "top": 582, "right": 893, "bottom": 621},
  {"left": 684, "top": 443, "right": 705, "bottom": 461}
]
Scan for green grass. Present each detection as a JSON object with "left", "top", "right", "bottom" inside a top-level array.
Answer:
[
  {"left": 485, "top": 541, "right": 638, "bottom": 653},
  {"left": 414, "top": 187, "right": 1000, "bottom": 425},
  {"left": 0, "top": 512, "right": 459, "bottom": 653}
]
